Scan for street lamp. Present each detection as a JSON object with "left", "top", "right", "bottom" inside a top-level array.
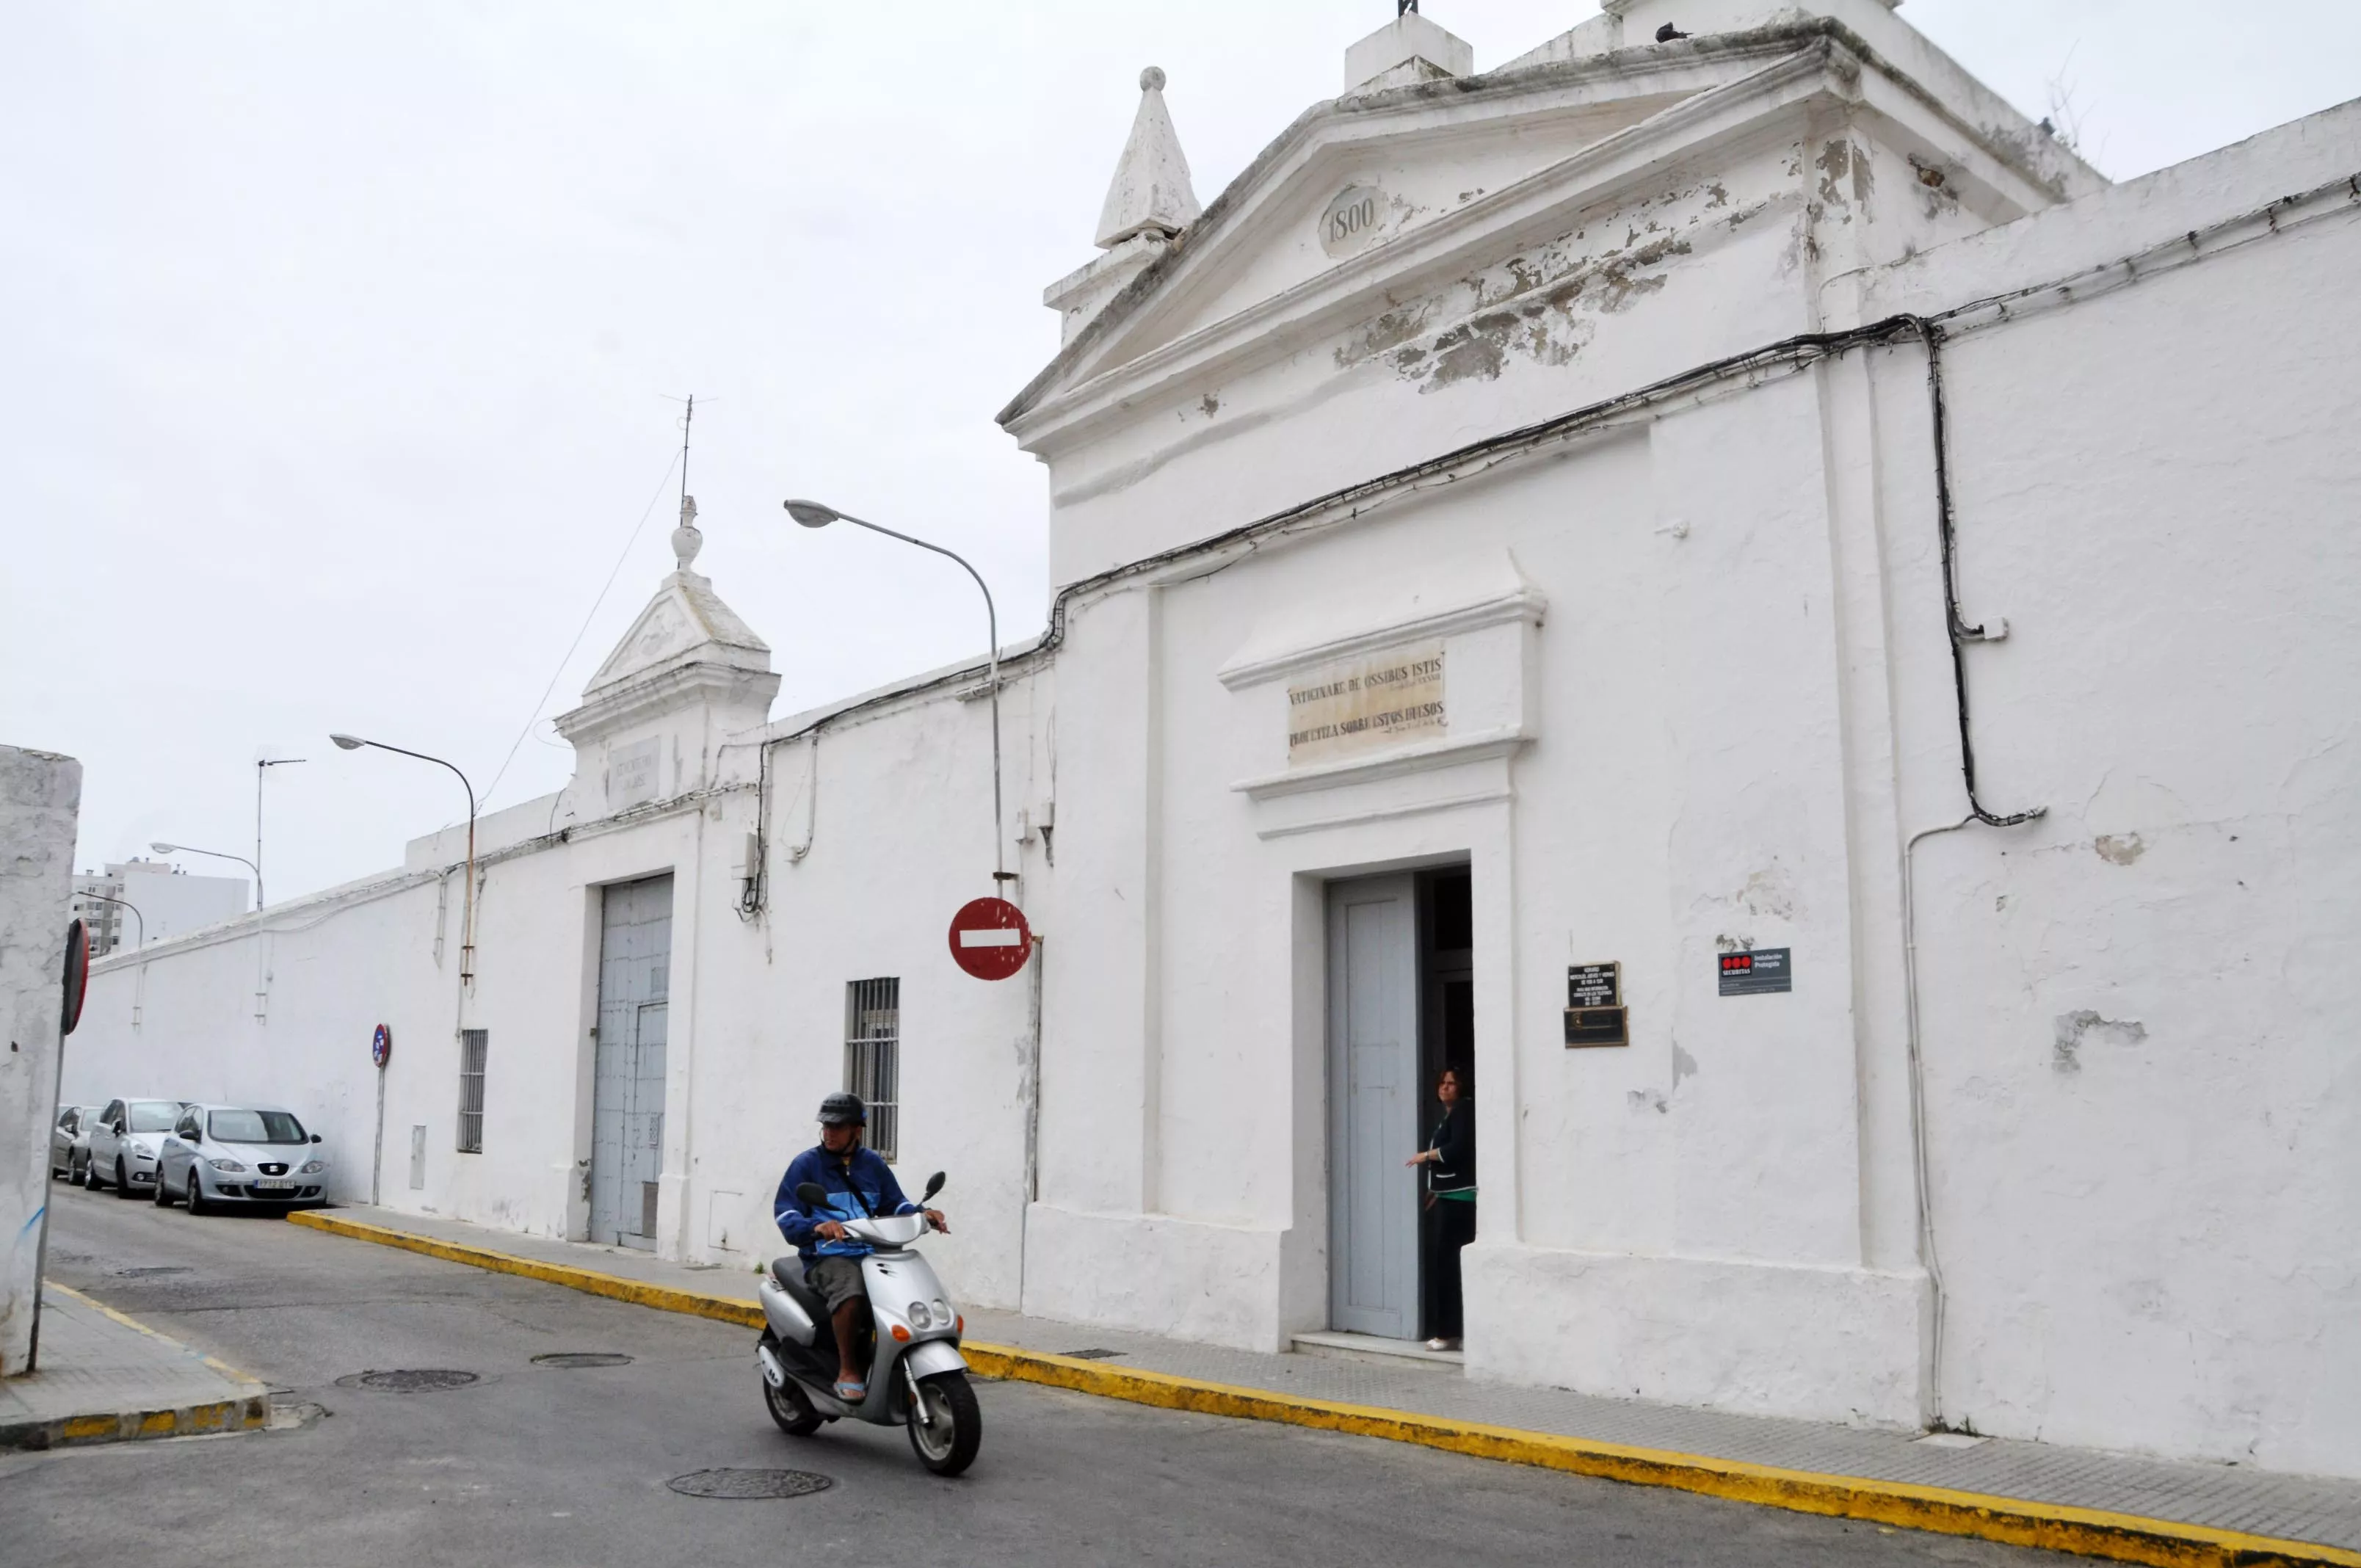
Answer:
[
  {"left": 74, "top": 889, "right": 145, "bottom": 952},
  {"left": 784, "top": 499, "right": 1013, "bottom": 886},
  {"left": 150, "top": 841, "right": 262, "bottom": 911},
  {"left": 255, "top": 756, "right": 305, "bottom": 910},
  {"left": 330, "top": 733, "right": 479, "bottom": 983}
]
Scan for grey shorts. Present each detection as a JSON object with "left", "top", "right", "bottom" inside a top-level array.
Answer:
[{"left": 805, "top": 1256, "right": 866, "bottom": 1313}]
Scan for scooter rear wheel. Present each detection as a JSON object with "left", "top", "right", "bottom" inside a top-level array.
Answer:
[
  {"left": 905, "top": 1369, "right": 980, "bottom": 1477},
  {"left": 760, "top": 1336, "right": 824, "bottom": 1437}
]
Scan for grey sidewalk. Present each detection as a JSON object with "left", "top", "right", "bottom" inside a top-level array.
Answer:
[
  {"left": 0, "top": 1284, "right": 269, "bottom": 1448},
  {"left": 303, "top": 1204, "right": 2361, "bottom": 1554}
]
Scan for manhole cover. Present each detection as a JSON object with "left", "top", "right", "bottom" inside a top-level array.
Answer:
[
  {"left": 667, "top": 1469, "right": 834, "bottom": 1500},
  {"left": 1059, "top": 1347, "right": 1125, "bottom": 1360},
  {"left": 114, "top": 1266, "right": 192, "bottom": 1277},
  {"left": 532, "top": 1352, "right": 633, "bottom": 1369},
  {"left": 335, "top": 1369, "right": 482, "bottom": 1393}
]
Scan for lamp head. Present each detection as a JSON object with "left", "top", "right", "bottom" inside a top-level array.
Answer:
[
  {"left": 330, "top": 733, "right": 364, "bottom": 751},
  {"left": 149, "top": 842, "right": 178, "bottom": 855},
  {"left": 783, "top": 499, "right": 841, "bottom": 529}
]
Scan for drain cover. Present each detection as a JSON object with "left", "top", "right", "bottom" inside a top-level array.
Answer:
[
  {"left": 335, "top": 1369, "right": 482, "bottom": 1393},
  {"left": 667, "top": 1469, "right": 834, "bottom": 1500},
  {"left": 1059, "top": 1348, "right": 1125, "bottom": 1360},
  {"left": 115, "top": 1266, "right": 192, "bottom": 1277},
  {"left": 532, "top": 1352, "right": 633, "bottom": 1369}
]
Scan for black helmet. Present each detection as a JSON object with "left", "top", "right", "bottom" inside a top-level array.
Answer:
[{"left": 817, "top": 1092, "right": 867, "bottom": 1127}]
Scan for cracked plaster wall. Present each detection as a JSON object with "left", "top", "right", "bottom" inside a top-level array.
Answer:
[
  {"left": 1871, "top": 176, "right": 2361, "bottom": 1473},
  {"left": 1, "top": 746, "right": 79, "bottom": 1376}
]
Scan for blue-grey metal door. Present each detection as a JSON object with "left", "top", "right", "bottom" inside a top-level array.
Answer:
[
  {"left": 592, "top": 874, "right": 672, "bottom": 1249},
  {"left": 1327, "top": 874, "right": 1419, "bottom": 1338}
]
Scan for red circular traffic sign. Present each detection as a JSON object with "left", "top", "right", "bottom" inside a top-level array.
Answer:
[
  {"left": 371, "top": 1023, "right": 394, "bottom": 1069},
  {"left": 948, "top": 897, "right": 1031, "bottom": 981},
  {"left": 61, "top": 919, "right": 89, "bottom": 1037}
]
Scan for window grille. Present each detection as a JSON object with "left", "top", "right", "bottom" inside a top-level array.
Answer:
[
  {"left": 844, "top": 978, "right": 901, "bottom": 1163},
  {"left": 457, "top": 1028, "right": 488, "bottom": 1153}
]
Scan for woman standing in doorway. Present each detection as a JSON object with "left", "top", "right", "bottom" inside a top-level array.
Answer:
[{"left": 1407, "top": 1066, "right": 1475, "bottom": 1350}]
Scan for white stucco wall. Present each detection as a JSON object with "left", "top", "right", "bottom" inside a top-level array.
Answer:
[
  {"left": 1, "top": 744, "right": 81, "bottom": 1376},
  {"left": 57, "top": 11, "right": 2361, "bottom": 1480}
]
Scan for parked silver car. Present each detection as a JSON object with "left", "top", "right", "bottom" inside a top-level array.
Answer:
[
  {"left": 86, "top": 1097, "right": 193, "bottom": 1198},
  {"left": 49, "top": 1104, "right": 101, "bottom": 1183},
  {"left": 155, "top": 1104, "right": 330, "bottom": 1213}
]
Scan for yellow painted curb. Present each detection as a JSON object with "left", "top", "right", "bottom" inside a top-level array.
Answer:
[
  {"left": 0, "top": 1285, "right": 270, "bottom": 1450},
  {"left": 287, "top": 1211, "right": 766, "bottom": 1329},
  {"left": 283, "top": 1211, "right": 2360, "bottom": 1568}
]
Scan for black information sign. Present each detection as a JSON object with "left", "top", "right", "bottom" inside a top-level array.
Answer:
[
  {"left": 1564, "top": 1006, "right": 1628, "bottom": 1048},
  {"left": 1568, "top": 962, "right": 1620, "bottom": 1009},
  {"left": 1718, "top": 947, "right": 1792, "bottom": 997}
]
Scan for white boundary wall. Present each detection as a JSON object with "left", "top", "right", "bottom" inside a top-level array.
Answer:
[{"left": 62, "top": 26, "right": 2361, "bottom": 1476}]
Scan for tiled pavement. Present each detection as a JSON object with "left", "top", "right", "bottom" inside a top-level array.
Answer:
[
  {"left": 0, "top": 1285, "right": 269, "bottom": 1447},
  {"left": 300, "top": 1205, "right": 2361, "bottom": 1553}
]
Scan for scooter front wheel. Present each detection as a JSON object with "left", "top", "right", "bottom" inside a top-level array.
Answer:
[{"left": 905, "top": 1369, "right": 980, "bottom": 1476}]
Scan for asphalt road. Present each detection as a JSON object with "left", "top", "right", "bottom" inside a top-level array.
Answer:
[{"left": 6, "top": 1186, "right": 2081, "bottom": 1567}]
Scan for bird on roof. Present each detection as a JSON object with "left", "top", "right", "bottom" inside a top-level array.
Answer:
[{"left": 1656, "top": 23, "right": 1691, "bottom": 41}]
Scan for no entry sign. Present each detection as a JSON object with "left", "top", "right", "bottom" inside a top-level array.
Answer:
[{"left": 948, "top": 897, "right": 1032, "bottom": 981}]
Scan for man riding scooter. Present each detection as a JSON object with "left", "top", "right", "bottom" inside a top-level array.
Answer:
[{"left": 774, "top": 1092, "right": 949, "bottom": 1402}]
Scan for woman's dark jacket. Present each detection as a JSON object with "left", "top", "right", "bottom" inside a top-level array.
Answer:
[{"left": 1426, "top": 1103, "right": 1476, "bottom": 1195}]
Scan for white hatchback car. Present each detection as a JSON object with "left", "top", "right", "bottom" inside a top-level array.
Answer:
[
  {"left": 155, "top": 1104, "right": 331, "bottom": 1213},
  {"left": 86, "top": 1097, "right": 193, "bottom": 1198}
]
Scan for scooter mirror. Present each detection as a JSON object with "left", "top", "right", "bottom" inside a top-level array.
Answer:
[
  {"left": 922, "top": 1171, "right": 946, "bottom": 1202},
  {"left": 796, "top": 1181, "right": 829, "bottom": 1208}
]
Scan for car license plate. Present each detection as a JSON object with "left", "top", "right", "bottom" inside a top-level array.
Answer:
[{"left": 253, "top": 1179, "right": 294, "bottom": 1191}]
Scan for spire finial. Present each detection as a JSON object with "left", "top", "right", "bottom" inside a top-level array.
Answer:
[
  {"left": 1095, "top": 67, "right": 1201, "bottom": 249},
  {"left": 672, "top": 494, "right": 703, "bottom": 573}
]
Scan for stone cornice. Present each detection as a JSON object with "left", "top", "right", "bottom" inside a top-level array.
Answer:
[{"left": 1001, "top": 37, "right": 1847, "bottom": 454}]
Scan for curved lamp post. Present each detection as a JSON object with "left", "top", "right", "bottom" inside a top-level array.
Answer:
[
  {"left": 783, "top": 499, "right": 1011, "bottom": 886},
  {"left": 150, "top": 841, "right": 262, "bottom": 912},
  {"left": 75, "top": 889, "right": 145, "bottom": 951},
  {"left": 330, "top": 733, "right": 478, "bottom": 983}
]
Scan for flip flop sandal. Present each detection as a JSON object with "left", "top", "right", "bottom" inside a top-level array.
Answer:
[{"left": 833, "top": 1379, "right": 867, "bottom": 1401}]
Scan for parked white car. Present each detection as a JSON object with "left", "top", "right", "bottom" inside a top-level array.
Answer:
[
  {"left": 86, "top": 1097, "right": 192, "bottom": 1198},
  {"left": 155, "top": 1104, "right": 330, "bottom": 1213},
  {"left": 49, "top": 1104, "right": 101, "bottom": 1183}
]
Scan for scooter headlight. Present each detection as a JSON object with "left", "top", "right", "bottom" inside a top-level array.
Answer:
[
  {"left": 932, "top": 1299, "right": 949, "bottom": 1326},
  {"left": 907, "top": 1301, "right": 933, "bottom": 1329}
]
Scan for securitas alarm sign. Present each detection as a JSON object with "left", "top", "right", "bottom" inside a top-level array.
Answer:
[{"left": 1718, "top": 948, "right": 1792, "bottom": 997}]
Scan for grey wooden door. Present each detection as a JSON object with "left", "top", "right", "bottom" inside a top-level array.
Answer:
[
  {"left": 592, "top": 874, "right": 672, "bottom": 1249},
  {"left": 1327, "top": 875, "right": 1420, "bottom": 1339}
]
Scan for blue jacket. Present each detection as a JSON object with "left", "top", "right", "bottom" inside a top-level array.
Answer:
[{"left": 775, "top": 1144, "right": 918, "bottom": 1262}]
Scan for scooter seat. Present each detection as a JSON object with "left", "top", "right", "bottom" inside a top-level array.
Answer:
[{"left": 770, "top": 1257, "right": 833, "bottom": 1323}]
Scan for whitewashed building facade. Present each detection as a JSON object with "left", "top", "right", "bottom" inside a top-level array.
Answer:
[{"left": 63, "top": 0, "right": 2361, "bottom": 1477}]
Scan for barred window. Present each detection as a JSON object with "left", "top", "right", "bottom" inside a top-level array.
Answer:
[
  {"left": 457, "top": 1028, "right": 488, "bottom": 1153},
  {"left": 844, "top": 979, "right": 900, "bottom": 1163}
]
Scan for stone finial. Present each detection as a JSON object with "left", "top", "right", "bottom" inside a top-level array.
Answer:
[
  {"left": 672, "top": 494, "right": 703, "bottom": 573},
  {"left": 1095, "top": 66, "right": 1201, "bottom": 249}
]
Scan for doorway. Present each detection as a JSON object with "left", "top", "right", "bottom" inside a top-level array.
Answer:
[
  {"left": 1326, "top": 866, "right": 1473, "bottom": 1341},
  {"left": 591, "top": 874, "right": 672, "bottom": 1249}
]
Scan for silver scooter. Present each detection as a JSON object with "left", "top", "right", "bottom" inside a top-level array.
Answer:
[{"left": 755, "top": 1171, "right": 981, "bottom": 1476}]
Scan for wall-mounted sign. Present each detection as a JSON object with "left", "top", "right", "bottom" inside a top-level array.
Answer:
[
  {"left": 948, "top": 896, "right": 1032, "bottom": 981},
  {"left": 609, "top": 736, "right": 661, "bottom": 810},
  {"left": 1566, "top": 962, "right": 1625, "bottom": 1045},
  {"left": 1718, "top": 948, "right": 1792, "bottom": 996},
  {"left": 371, "top": 1023, "right": 393, "bottom": 1069},
  {"left": 1319, "top": 184, "right": 1389, "bottom": 258},
  {"left": 1286, "top": 641, "right": 1446, "bottom": 766},
  {"left": 1568, "top": 962, "right": 1620, "bottom": 1009},
  {"left": 61, "top": 918, "right": 89, "bottom": 1036}
]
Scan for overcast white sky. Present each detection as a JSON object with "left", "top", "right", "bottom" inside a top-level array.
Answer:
[{"left": 5, "top": 1, "right": 2354, "bottom": 905}]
